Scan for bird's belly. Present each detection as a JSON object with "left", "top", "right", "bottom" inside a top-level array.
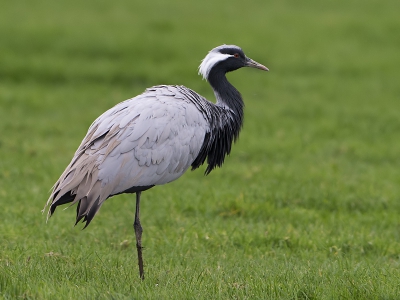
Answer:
[{"left": 98, "top": 137, "right": 203, "bottom": 196}]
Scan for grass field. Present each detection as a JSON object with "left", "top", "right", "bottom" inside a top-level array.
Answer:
[{"left": 1, "top": 0, "right": 400, "bottom": 298}]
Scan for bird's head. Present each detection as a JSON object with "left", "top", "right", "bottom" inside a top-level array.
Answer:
[{"left": 198, "top": 44, "right": 269, "bottom": 81}]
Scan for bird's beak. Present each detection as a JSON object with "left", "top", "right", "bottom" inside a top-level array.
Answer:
[{"left": 245, "top": 57, "right": 269, "bottom": 71}]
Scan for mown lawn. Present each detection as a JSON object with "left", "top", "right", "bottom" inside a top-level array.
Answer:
[{"left": 1, "top": 0, "right": 400, "bottom": 299}]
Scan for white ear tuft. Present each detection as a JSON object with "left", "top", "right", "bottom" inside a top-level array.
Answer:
[{"left": 198, "top": 51, "right": 232, "bottom": 81}]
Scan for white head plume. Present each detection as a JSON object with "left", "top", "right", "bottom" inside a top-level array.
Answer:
[{"left": 198, "top": 45, "right": 243, "bottom": 80}]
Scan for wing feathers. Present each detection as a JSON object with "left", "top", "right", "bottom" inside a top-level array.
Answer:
[{"left": 45, "top": 85, "right": 209, "bottom": 227}]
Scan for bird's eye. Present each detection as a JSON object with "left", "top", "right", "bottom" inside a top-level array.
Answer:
[{"left": 233, "top": 53, "right": 240, "bottom": 58}]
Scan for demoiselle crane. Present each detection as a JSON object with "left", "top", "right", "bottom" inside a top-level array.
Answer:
[{"left": 44, "top": 45, "right": 268, "bottom": 280}]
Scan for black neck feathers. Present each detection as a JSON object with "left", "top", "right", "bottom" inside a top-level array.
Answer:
[
  {"left": 208, "top": 67, "right": 244, "bottom": 132},
  {"left": 191, "top": 68, "right": 244, "bottom": 174}
]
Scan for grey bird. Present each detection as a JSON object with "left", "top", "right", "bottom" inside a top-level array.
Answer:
[{"left": 44, "top": 44, "right": 268, "bottom": 280}]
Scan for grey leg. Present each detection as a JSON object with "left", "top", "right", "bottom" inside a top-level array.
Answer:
[{"left": 133, "top": 192, "right": 144, "bottom": 280}]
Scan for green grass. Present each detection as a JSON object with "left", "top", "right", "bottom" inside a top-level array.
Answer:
[{"left": 1, "top": 0, "right": 400, "bottom": 298}]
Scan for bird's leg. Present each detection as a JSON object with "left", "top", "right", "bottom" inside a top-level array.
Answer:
[{"left": 133, "top": 191, "right": 145, "bottom": 280}]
